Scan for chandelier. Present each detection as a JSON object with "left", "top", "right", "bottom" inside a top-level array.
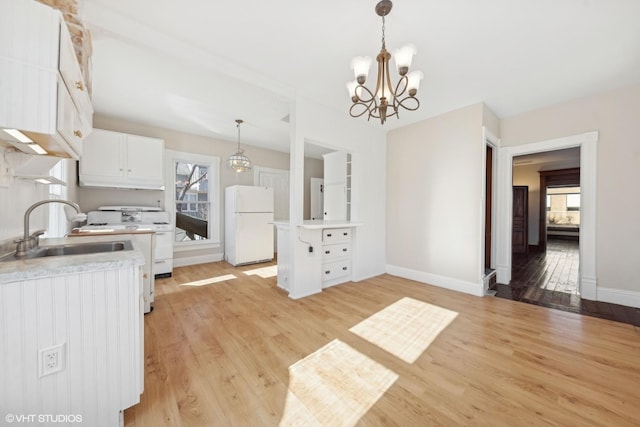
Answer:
[
  {"left": 347, "top": 0, "right": 423, "bottom": 124},
  {"left": 227, "top": 119, "right": 251, "bottom": 172}
]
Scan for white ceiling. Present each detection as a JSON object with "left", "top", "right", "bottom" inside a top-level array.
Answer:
[{"left": 81, "top": 0, "right": 640, "bottom": 153}]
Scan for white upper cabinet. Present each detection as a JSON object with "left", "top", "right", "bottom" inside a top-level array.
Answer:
[
  {"left": 0, "top": 0, "right": 92, "bottom": 159},
  {"left": 80, "top": 129, "right": 165, "bottom": 190}
]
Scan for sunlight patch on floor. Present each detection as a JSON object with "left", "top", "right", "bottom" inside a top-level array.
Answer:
[
  {"left": 243, "top": 265, "right": 278, "bottom": 278},
  {"left": 279, "top": 339, "right": 398, "bottom": 427},
  {"left": 179, "top": 274, "right": 237, "bottom": 287},
  {"left": 350, "top": 297, "right": 458, "bottom": 363}
]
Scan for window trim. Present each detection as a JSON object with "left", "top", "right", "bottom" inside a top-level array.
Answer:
[{"left": 165, "top": 149, "right": 221, "bottom": 251}]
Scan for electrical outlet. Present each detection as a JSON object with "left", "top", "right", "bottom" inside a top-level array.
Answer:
[{"left": 39, "top": 343, "right": 65, "bottom": 377}]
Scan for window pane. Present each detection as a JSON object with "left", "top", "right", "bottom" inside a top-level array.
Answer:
[
  {"left": 567, "top": 194, "right": 580, "bottom": 208},
  {"left": 175, "top": 161, "right": 210, "bottom": 242}
]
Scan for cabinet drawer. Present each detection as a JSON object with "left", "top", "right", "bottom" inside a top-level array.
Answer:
[
  {"left": 322, "top": 228, "right": 351, "bottom": 243},
  {"left": 322, "top": 260, "right": 350, "bottom": 282},
  {"left": 322, "top": 243, "right": 351, "bottom": 261}
]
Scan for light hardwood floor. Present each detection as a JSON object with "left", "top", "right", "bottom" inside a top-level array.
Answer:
[{"left": 125, "top": 261, "right": 640, "bottom": 426}]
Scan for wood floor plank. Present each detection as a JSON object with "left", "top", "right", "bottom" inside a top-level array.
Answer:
[{"left": 126, "top": 261, "right": 640, "bottom": 426}]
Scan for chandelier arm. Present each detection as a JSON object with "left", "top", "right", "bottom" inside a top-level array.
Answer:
[
  {"left": 395, "top": 96, "right": 421, "bottom": 111},
  {"left": 393, "top": 75, "right": 408, "bottom": 100},
  {"left": 354, "top": 84, "right": 378, "bottom": 104},
  {"left": 383, "top": 54, "right": 397, "bottom": 98},
  {"left": 349, "top": 100, "right": 376, "bottom": 118}
]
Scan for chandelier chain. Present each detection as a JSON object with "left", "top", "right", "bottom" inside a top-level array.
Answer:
[{"left": 381, "top": 16, "right": 386, "bottom": 48}]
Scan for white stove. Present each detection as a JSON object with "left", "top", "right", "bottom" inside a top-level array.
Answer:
[{"left": 84, "top": 206, "right": 171, "bottom": 232}]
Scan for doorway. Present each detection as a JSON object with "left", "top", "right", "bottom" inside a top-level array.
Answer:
[
  {"left": 494, "top": 131, "right": 598, "bottom": 300},
  {"left": 507, "top": 168, "right": 581, "bottom": 308}
]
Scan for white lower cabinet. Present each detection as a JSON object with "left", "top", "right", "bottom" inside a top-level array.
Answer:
[
  {"left": 0, "top": 263, "right": 143, "bottom": 427},
  {"left": 321, "top": 227, "right": 352, "bottom": 288}
]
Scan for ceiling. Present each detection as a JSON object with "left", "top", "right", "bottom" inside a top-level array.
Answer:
[
  {"left": 81, "top": 0, "right": 640, "bottom": 153},
  {"left": 513, "top": 147, "right": 580, "bottom": 167}
]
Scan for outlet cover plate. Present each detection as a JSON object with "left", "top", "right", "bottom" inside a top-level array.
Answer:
[{"left": 39, "top": 343, "right": 65, "bottom": 377}]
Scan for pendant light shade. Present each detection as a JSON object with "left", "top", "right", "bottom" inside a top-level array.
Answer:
[{"left": 227, "top": 119, "right": 251, "bottom": 173}]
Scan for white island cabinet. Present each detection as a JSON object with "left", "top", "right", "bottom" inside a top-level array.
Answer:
[
  {"left": 274, "top": 220, "right": 362, "bottom": 299},
  {"left": 0, "top": 236, "right": 145, "bottom": 427}
]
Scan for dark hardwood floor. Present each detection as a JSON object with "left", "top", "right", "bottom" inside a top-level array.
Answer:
[{"left": 492, "top": 239, "right": 640, "bottom": 326}]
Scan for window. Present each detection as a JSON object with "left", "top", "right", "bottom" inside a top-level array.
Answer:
[
  {"left": 166, "top": 150, "right": 220, "bottom": 248},
  {"left": 45, "top": 159, "right": 68, "bottom": 238},
  {"left": 546, "top": 187, "right": 580, "bottom": 226}
]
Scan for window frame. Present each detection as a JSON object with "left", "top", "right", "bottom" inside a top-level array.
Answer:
[{"left": 165, "top": 149, "right": 221, "bottom": 250}]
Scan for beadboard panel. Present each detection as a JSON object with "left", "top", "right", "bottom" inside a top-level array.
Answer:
[
  {"left": 0, "top": 0, "right": 59, "bottom": 133},
  {"left": 0, "top": 265, "right": 142, "bottom": 427}
]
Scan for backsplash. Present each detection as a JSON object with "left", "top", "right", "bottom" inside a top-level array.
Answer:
[{"left": 0, "top": 176, "right": 48, "bottom": 241}]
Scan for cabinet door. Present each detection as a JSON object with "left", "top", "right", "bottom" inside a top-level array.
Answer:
[
  {"left": 80, "top": 129, "right": 125, "bottom": 179},
  {"left": 58, "top": 19, "right": 93, "bottom": 124},
  {"left": 323, "top": 151, "right": 347, "bottom": 185},
  {"left": 56, "top": 78, "right": 85, "bottom": 158},
  {"left": 323, "top": 183, "right": 346, "bottom": 221},
  {"left": 125, "top": 134, "right": 164, "bottom": 183}
]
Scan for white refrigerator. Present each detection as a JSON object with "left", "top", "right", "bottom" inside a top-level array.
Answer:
[{"left": 225, "top": 185, "right": 275, "bottom": 266}]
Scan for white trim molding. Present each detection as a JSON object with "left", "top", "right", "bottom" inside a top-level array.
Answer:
[
  {"left": 386, "top": 264, "right": 485, "bottom": 297},
  {"left": 596, "top": 287, "right": 640, "bottom": 309},
  {"left": 495, "top": 131, "right": 598, "bottom": 298}
]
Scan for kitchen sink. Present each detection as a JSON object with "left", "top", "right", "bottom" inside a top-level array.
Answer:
[{"left": 0, "top": 240, "right": 133, "bottom": 262}]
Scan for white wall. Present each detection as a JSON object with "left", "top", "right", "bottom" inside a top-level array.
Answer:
[
  {"left": 386, "top": 103, "right": 486, "bottom": 296},
  {"left": 501, "top": 84, "right": 640, "bottom": 296},
  {"left": 0, "top": 149, "right": 76, "bottom": 242}
]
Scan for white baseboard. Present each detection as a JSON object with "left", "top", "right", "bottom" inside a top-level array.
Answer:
[
  {"left": 288, "top": 289, "right": 322, "bottom": 300},
  {"left": 580, "top": 275, "right": 597, "bottom": 300},
  {"left": 597, "top": 287, "right": 640, "bottom": 308},
  {"left": 386, "top": 264, "right": 484, "bottom": 297},
  {"left": 173, "top": 253, "right": 224, "bottom": 268}
]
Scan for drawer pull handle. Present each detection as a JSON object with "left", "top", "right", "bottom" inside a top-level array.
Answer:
[
  {"left": 325, "top": 270, "right": 331, "bottom": 274},
  {"left": 327, "top": 233, "right": 332, "bottom": 237},
  {"left": 75, "top": 81, "right": 85, "bottom": 91},
  {"left": 342, "top": 248, "right": 347, "bottom": 252},
  {"left": 325, "top": 250, "right": 330, "bottom": 254},
  {"left": 74, "top": 130, "right": 83, "bottom": 138},
  {"left": 343, "top": 232, "right": 348, "bottom": 236},
  {"left": 342, "top": 267, "right": 348, "bottom": 270}
]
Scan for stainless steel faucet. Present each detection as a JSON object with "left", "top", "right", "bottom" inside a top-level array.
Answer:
[{"left": 15, "top": 200, "right": 82, "bottom": 257}]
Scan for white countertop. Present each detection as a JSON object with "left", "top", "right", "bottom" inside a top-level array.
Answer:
[
  {"left": 0, "top": 235, "right": 145, "bottom": 283},
  {"left": 272, "top": 220, "right": 363, "bottom": 229}
]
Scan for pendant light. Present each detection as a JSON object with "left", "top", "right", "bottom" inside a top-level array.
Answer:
[{"left": 227, "top": 119, "right": 251, "bottom": 172}]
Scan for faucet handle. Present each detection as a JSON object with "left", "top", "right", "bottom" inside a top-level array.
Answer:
[{"left": 30, "top": 229, "right": 46, "bottom": 238}]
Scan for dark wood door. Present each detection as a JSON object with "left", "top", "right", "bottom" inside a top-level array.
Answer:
[
  {"left": 512, "top": 186, "right": 528, "bottom": 254},
  {"left": 485, "top": 145, "right": 493, "bottom": 269}
]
